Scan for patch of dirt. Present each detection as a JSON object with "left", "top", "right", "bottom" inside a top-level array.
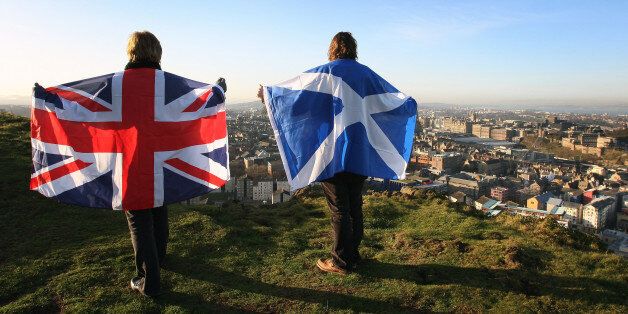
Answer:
[
  {"left": 500, "top": 245, "right": 544, "bottom": 270},
  {"left": 448, "top": 239, "right": 470, "bottom": 253}
]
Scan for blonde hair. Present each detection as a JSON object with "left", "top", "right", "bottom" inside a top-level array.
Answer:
[{"left": 127, "top": 31, "right": 162, "bottom": 63}]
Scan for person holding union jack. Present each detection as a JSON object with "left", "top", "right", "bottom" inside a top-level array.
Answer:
[
  {"left": 122, "top": 31, "right": 227, "bottom": 297},
  {"left": 31, "top": 30, "right": 229, "bottom": 297}
]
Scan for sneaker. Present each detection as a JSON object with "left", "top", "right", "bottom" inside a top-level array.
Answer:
[
  {"left": 316, "top": 258, "right": 348, "bottom": 275},
  {"left": 130, "top": 277, "right": 144, "bottom": 293},
  {"left": 130, "top": 277, "right": 162, "bottom": 297}
]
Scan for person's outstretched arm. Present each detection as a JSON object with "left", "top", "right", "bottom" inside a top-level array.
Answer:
[
  {"left": 216, "top": 77, "right": 227, "bottom": 93},
  {"left": 256, "top": 85, "right": 264, "bottom": 104}
]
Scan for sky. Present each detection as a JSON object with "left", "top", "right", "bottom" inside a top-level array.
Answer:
[{"left": 0, "top": 0, "right": 627, "bottom": 108}]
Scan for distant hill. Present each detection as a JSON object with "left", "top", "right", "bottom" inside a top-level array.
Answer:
[
  {"left": 419, "top": 102, "right": 628, "bottom": 115},
  {"left": 0, "top": 104, "right": 29, "bottom": 118},
  {"left": 0, "top": 112, "right": 626, "bottom": 312},
  {"left": 225, "top": 101, "right": 264, "bottom": 111}
]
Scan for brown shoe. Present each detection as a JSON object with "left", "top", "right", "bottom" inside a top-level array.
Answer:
[{"left": 316, "top": 258, "right": 348, "bottom": 275}]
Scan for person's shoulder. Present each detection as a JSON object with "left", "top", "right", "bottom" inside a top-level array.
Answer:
[
  {"left": 305, "top": 59, "right": 368, "bottom": 75},
  {"left": 304, "top": 61, "right": 334, "bottom": 74}
]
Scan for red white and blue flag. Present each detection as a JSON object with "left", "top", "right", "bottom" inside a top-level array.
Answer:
[{"left": 30, "top": 69, "right": 229, "bottom": 210}]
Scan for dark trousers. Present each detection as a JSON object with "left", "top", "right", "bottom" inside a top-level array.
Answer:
[
  {"left": 125, "top": 206, "right": 168, "bottom": 295},
  {"left": 321, "top": 172, "right": 366, "bottom": 269}
]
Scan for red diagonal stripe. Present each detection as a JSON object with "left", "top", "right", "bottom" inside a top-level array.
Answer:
[
  {"left": 182, "top": 89, "right": 213, "bottom": 112},
  {"left": 47, "top": 87, "right": 112, "bottom": 112},
  {"left": 164, "top": 158, "right": 225, "bottom": 187},
  {"left": 30, "top": 159, "right": 92, "bottom": 189}
]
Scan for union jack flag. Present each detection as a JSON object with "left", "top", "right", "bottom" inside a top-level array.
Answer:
[{"left": 30, "top": 69, "right": 229, "bottom": 210}]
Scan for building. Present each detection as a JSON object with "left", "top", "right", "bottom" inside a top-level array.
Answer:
[
  {"left": 502, "top": 203, "right": 567, "bottom": 221},
  {"left": 220, "top": 178, "right": 237, "bottom": 198},
  {"left": 561, "top": 137, "right": 576, "bottom": 149},
  {"left": 578, "top": 133, "right": 599, "bottom": 147},
  {"left": 472, "top": 124, "right": 483, "bottom": 137},
  {"left": 275, "top": 180, "right": 290, "bottom": 193},
  {"left": 445, "top": 172, "right": 496, "bottom": 199},
  {"left": 416, "top": 152, "right": 432, "bottom": 167},
  {"left": 582, "top": 189, "right": 598, "bottom": 204},
  {"left": 546, "top": 197, "right": 564, "bottom": 212},
  {"left": 480, "top": 125, "right": 492, "bottom": 138},
  {"left": 449, "top": 191, "right": 468, "bottom": 204},
  {"left": 448, "top": 176, "right": 483, "bottom": 199},
  {"left": 561, "top": 188, "right": 583, "bottom": 203},
  {"left": 244, "top": 157, "right": 269, "bottom": 177},
  {"left": 616, "top": 211, "right": 628, "bottom": 232},
  {"left": 443, "top": 117, "right": 472, "bottom": 133},
  {"left": 481, "top": 198, "right": 500, "bottom": 211},
  {"left": 610, "top": 172, "right": 628, "bottom": 183},
  {"left": 504, "top": 205, "right": 550, "bottom": 219},
  {"left": 527, "top": 192, "right": 554, "bottom": 211},
  {"left": 490, "top": 128, "right": 516, "bottom": 141},
  {"left": 474, "top": 196, "right": 491, "bottom": 210},
  {"left": 252, "top": 181, "right": 274, "bottom": 201},
  {"left": 582, "top": 197, "right": 616, "bottom": 231},
  {"left": 236, "top": 179, "right": 254, "bottom": 200},
  {"left": 271, "top": 190, "right": 292, "bottom": 204},
  {"left": 267, "top": 159, "right": 285, "bottom": 178},
  {"left": 597, "top": 136, "right": 616, "bottom": 148},
  {"left": 491, "top": 186, "right": 512, "bottom": 202},
  {"left": 431, "top": 152, "right": 464, "bottom": 172},
  {"left": 471, "top": 124, "right": 493, "bottom": 138},
  {"left": 419, "top": 116, "right": 433, "bottom": 129},
  {"left": 477, "top": 159, "right": 503, "bottom": 176},
  {"left": 561, "top": 202, "right": 583, "bottom": 226}
]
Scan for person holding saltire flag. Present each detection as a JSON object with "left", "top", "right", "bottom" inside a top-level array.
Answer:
[
  {"left": 258, "top": 32, "right": 417, "bottom": 274},
  {"left": 30, "top": 31, "right": 229, "bottom": 296}
]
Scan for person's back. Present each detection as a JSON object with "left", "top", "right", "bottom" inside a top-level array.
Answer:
[
  {"left": 122, "top": 31, "right": 227, "bottom": 297},
  {"left": 313, "top": 32, "right": 369, "bottom": 274},
  {"left": 259, "top": 31, "right": 417, "bottom": 274}
]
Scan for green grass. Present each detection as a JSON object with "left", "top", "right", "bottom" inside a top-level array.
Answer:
[{"left": 1, "top": 112, "right": 627, "bottom": 313}]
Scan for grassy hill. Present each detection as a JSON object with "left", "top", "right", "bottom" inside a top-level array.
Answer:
[{"left": 1, "top": 112, "right": 627, "bottom": 313}]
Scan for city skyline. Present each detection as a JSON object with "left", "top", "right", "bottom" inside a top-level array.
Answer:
[{"left": 1, "top": 0, "right": 627, "bottom": 107}]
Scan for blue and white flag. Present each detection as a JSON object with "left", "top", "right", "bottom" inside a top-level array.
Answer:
[{"left": 263, "top": 59, "right": 417, "bottom": 191}]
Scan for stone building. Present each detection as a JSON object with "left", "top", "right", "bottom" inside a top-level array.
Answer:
[
  {"left": 431, "top": 152, "right": 464, "bottom": 172},
  {"left": 489, "top": 128, "right": 516, "bottom": 141},
  {"left": 443, "top": 117, "right": 472, "bottom": 133}
]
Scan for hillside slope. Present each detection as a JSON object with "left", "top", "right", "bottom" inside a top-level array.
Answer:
[{"left": 1, "top": 112, "right": 627, "bottom": 313}]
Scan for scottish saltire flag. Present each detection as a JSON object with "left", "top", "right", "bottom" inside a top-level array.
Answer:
[
  {"left": 30, "top": 70, "right": 229, "bottom": 210},
  {"left": 263, "top": 59, "right": 417, "bottom": 191}
]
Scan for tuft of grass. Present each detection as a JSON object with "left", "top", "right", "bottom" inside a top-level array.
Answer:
[{"left": 1, "top": 112, "right": 627, "bottom": 312}]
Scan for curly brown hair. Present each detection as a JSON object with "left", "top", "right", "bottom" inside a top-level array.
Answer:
[{"left": 328, "top": 32, "right": 357, "bottom": 61}]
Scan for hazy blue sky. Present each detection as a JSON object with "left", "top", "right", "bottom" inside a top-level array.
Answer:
[{"left": 1, "top": 0, "right": 627, "bottom": 107}]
